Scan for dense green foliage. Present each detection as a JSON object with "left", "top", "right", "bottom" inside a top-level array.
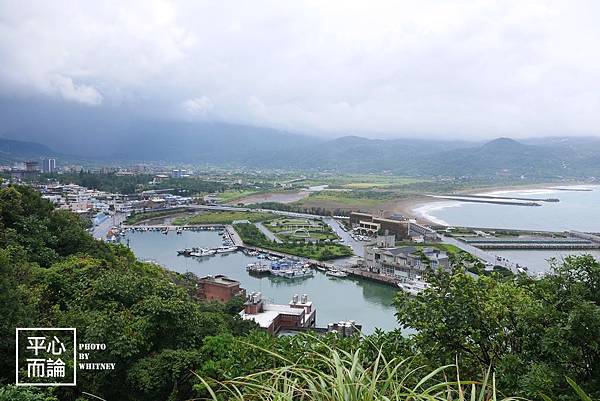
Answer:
[
  {"left": 124, "top": 207, "right": 189, "bottom": 224},
  {"left": 43, "top": 172, "right": 228, "bottom": 195},
  {"left": 234, "top": 222, "right": 353, "bottom": 260},
  {"left": 395, "top": 256, "right": 600, "bottom": 400},
  {"left": 202, "top": 341, "right": 515, "bottom": 401},
  {"left": 0, "top": 185, "right": 257, "bottom": 400}
]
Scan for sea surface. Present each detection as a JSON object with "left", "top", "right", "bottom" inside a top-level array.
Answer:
[
  {"left": 415, "top": 185, "right": 600, "bottom": 271},
  {"left": 123, "top": 230, "right": 399, "bottom": 333}
]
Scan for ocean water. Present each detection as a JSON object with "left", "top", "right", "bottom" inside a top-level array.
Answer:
[
  {"left": 415, "top": 185, "right": 600, "bottom": 271},
  {"left": 416, "top": 186, "right": 600, "bottom": 232},
  {"left": 123, "top": 230, "right": 399, "bottom": 333}
]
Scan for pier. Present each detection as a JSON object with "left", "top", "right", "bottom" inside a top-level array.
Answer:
[
  {"left": 223, "top": 225, "right": 402, "bottom": 287},
  {"left": 460, "top": 236, "right": 600, "bottom": 250},
  {"left": 428, "top": 195, "right": 541, "bottom": 207},
  {"left": 455, "top": 194, "right": 559, "bottom": 202}
]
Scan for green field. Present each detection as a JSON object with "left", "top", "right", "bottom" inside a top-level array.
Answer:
[
  {"left": 296, "top": 174, "right": 428, "bottom": 189},
  {"left": 172, "top": 211, "right": 276, "bottom": 225},
  {"left": 234, "top": 223, "right": 352, "bottom": 260},
  {"left": 265, "top": 217, "right": 339, "bottom": 241},
  {"left": 125, "top": 208, "right": 188, "bottom": 224},
  {"left": 394, "top": 242, "right": 465, "bottom": 256},
  {"left": 295, "top": 191, "right": 394, "bottom": 209}
]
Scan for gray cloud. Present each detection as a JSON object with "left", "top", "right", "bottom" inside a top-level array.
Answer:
[{"left": 1, "top": 0, "right": 600, "bottom": 139}]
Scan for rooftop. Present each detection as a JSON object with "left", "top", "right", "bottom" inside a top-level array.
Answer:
[
  {"left": 240, "top": 303, "right": 304, "bottom": 328},
  {"left": 200, "top": 275, "right": 240, "bottom": 287}
]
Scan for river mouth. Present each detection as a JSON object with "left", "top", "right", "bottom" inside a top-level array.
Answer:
[{"left": 122, "top": 229, "right": 399, "bottom": 334}]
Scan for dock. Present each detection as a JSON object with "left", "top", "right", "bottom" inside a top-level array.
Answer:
[
  {"left": 225, "top": 226, "right": 401, "bottom": 287},
  {"left": 459, "top": 236, "right": 600, "bottom": 250}
]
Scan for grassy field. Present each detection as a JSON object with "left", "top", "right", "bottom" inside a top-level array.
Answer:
[
  {"left": 265, "top": 218, "right": 340, "bottom": 241},
  {"left": 125, "top": 208, "right": 188, "bottom": 224},
  {"left": 296, "top": 192, "right": 389, "bottom": 208},
  {"left": 172, "top": 211, "right": 276, "bottom": 225},
  {"left": 395, "top": 242, "right": 464, "bottom": 256},
  {"left": 234, "top": 223, "right": 352, "bottom": 260},
  {"left": 296, "top": 174, "right": 428, "bottom": 189}
]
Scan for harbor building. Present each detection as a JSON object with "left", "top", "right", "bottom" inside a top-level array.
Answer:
[
  {"left": 240, "top": 292, "right": 316, "bottom": 334},
  {"left": 349, "top": 212, "right": 410, "bottom": 239},
  {"left": 364, "top": 241, "right": 449, "bottom": 278},
  {"left": 198, "top": 275, "right": 246, "bottom": 302}
]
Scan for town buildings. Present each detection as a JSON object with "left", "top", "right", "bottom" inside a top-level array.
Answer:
[
  {"left": 197, "top": 275, "right": 246, "bottom": 302},
  {"left": 363, "top": 236, "right": 450, "bottom": 278},
  {"left": 240, "top": 292, "right": 316, "bottom": 334},
  {"left": 349, "top": 212, "right": 410, "bottom": 239}
]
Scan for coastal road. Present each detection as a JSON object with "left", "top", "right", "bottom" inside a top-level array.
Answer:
[
  {"left": 323, "top": 217, "right": 364, "bottom": 257},
  {"left": 255, "top": 222, "right": 283, "bottom": 243},
  {"left": 92, "top": 212, "right": 127, "bottom": 240}
]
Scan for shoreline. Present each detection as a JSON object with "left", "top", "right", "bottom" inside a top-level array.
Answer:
[{"left": 390, "top": 182, "right": 598, "bottom": 226}]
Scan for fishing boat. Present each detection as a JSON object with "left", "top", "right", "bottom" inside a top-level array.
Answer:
[
  {"left": 216, "top": 246, "right": 237, "bottom": 254},
  {"left": 397, "top": 279, "right": 428, "bottom": 296},
  {"left": 272, "top": 268, "right": 314, "bottom": 279},
  {"left": 191, "top": 248, "right": 216, "bottom": 257},
  {"left": 326, "top": 269, "right": 349, "bottom": 278},
  {"left": 246, "top": 262, "right": 271, "bottom": 275},
  {"left": 177, "top": 248, "right": 193, "bottom": 256}
]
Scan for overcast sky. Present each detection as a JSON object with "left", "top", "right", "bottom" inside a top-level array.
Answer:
[{"left": 2, "top": 0, "right": 600, "bottom": 141}]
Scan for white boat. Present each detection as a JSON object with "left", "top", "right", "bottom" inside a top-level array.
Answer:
[
  {"left": 191, "top": 248, "right": 216, "bottom": 257},
  {"left": 326, "top": 269, "right": 349, "bottom": 278},
  {"left": 246, "top": 262, "right": 271, "bottom": 274},
  {"left": 216, "top": 246, "right": 237, "bottom": 254},
  {"left": 397, "top": 280, "right": 429, "bottom": 296}
]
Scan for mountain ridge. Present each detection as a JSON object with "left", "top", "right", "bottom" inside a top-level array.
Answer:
[{"left": 2, "top": 129, "right": 600, "bottom": 179}]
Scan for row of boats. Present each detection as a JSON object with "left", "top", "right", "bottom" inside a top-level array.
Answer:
[
  {"left": 246, "top": 259, "right": 349, "bottom": 279},
  {"left": 177, "top": 229, "right": 238, "bottom": 257},
  {"left": 177, "top": 246, "right": 238, "bottom": 257}
]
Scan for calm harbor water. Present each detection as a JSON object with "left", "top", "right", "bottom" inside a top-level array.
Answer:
[
  {"left": 123, "top": 230, "right": 399, "bottom": 333},
  {"left": 490, "top": 249, "right": 600, "bottom": 274},
  {"left": 416, "top": 186, "right": 600, "bottom": 271}
]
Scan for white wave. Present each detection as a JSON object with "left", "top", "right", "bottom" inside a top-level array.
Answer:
[{"left": 412, "top": 201, "right": 462, "bottom": 226}]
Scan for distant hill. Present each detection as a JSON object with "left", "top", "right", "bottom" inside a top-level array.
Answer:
[
  {"left": 3, "top": 119, "right": 600, "bottom": 179},
  {"left": 103, "top": 121, "right": 322, "bottom": 164},
  {"left": 417, "top": 137, "right": 568, "bottom": 178},
  {"left": 0, "top": 138, "right": 56, "bottom": 164}
]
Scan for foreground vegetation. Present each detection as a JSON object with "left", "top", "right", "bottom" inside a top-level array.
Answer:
[
  {"left": 1, "top": 184, "right": 598, "bottom": 401},
  {"left": 234, "top": 222, "right": 353, "bottom": 261}
]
